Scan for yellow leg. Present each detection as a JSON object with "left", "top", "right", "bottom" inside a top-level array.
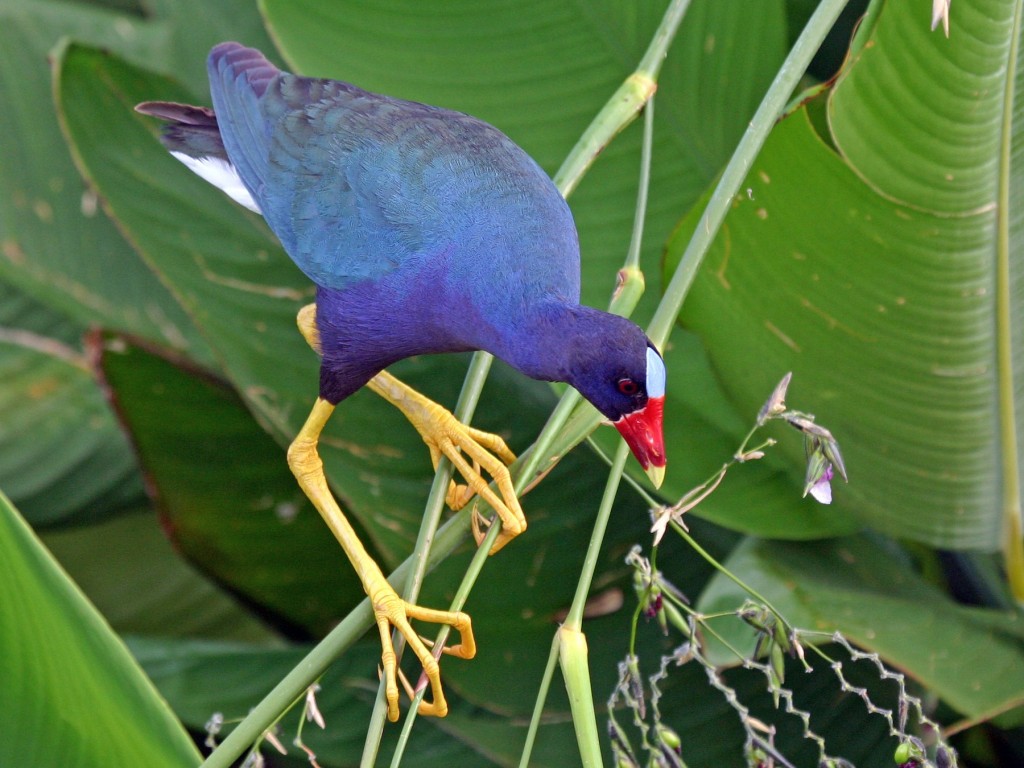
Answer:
[
  {"left": 287, "top": 397, "right": 475, "bottom": 721},
  {"left": 297, "top": 303, "right": 527, "bottom": 554}
]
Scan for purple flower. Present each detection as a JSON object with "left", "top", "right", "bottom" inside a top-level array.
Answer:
[
  {"left": 802, "top": 432, "right": 846, "bottom": 505},
  {"left": 808, "top": 463, "right": 834, "bottom": 504}
]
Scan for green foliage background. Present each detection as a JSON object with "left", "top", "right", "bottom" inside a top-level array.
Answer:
[{"left": 1, "top": 0, "right": 1023, "bottom": 766}]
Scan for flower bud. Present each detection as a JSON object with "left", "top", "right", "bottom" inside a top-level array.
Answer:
[
  {"left": 894, "top": 740, "right": 924, "bottom": 767},
  {"left": 655, "top": 723, "right": 682, "bottom": 752},
  {"left": 770, "top": 642, "right": 786, "bottom": 685},
  {"left": 758, "top": 372, "right": 791, "bottom": 425}
]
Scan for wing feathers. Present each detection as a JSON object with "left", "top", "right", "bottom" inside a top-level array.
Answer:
[{"left": 206, "top": 43, "right": 282, "bottom": 205}]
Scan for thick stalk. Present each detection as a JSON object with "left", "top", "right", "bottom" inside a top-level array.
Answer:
[
  {"left": 558, "top": 442, "right": 631, "bottom": 767},
  {"left": 554, "top": 0, "right": 690, "bottom": 195}
]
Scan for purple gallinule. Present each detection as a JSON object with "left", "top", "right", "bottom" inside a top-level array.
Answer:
[{"left": 137, "top": 42, "right": 666, "bottom": 721}]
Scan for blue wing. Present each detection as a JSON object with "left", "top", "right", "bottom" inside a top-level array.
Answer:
[{"left": 205, "top": 43, "right": 574, "bottom": 296}]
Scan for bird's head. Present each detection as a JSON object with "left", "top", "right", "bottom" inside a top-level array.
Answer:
[{"left": 562, "top": 313, "right": 667, "bottom": 487}]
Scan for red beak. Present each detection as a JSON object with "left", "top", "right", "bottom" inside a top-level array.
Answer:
[{"left": 614, "top": 395, "right": 666, "bottom": 487}]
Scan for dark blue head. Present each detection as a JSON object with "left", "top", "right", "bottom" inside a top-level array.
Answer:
[
  {"left": 506, "top": 305, "right": 666, "bottom": 484},
  {"left": 566, "top": 313, "right": 665, "bottom": 484}
]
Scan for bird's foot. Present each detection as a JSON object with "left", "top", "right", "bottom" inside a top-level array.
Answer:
[
  {"left": 368, "top": 371, "right": 526, "bottom": 554},
  {"left": 438, "top": 429, "right": 511, "bottom": 511},
  {"left": 425, "top": 419, "right": 524, "bottom": 555},
  {"left": 367, "top": 575, "right": 475, "bottom": 721},
  {"left": 288, "top": 397, "right": 475, "bottom": 722}
]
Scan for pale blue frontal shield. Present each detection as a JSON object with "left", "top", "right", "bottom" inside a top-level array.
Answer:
[{"left": 646, "top": 346, "right": 666, "bottom": 399}]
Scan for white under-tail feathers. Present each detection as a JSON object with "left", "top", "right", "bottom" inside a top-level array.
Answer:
[{"left": 170, "top": 150, "right": 262, "bottom": 214}]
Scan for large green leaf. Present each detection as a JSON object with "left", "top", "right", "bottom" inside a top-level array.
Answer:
[
  {"left": 0, "top": 0, "right": 263, "bottom": 544},
  {"left": 0, "top": 3, "right": 206, "bottom": 353},
  {"left": 667, "top": 0, "right": 1024, "bottom": 549},
  {"left": 132, "top": 0, "right": 280, "bottom": 86},
  {"left": 0, "top": 488, "right": 199, "bottom": 767},
  {"left": 97, "top": 333, "right": 368, "bottom": 635},
  {"left": 0, "top": 0, "right": 287, "bottom": 537},
  {"left": 41, "top": 509, "right": 281, "bottom": 643},
  {"left": 0, "top": 281, "right": 143, "bottom": 525},
  {"left": 697, "top": 535, "right": 1024, "bottom": 726},
  {"left": 0, "top": 0, "right": 278, "bottom": 356}
]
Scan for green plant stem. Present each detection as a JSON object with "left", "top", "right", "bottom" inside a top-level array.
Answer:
[
  {"left": 559, "top": 442, "right": 630, "bottom": 765},
  {"left": 563, "top": 91, "right": 657, "bottom": 637},
  {"left": 644, "top": 0, "right": 851, "bottom": 352},
  {"left": 694, "top": 614, "right": 752, "bottom": 665},
  {"left": 517, "top": 89, "right": 662, "bottom": 768},
  {"left": 668, "top": 519, "right": 785, "bottom": 623},
  {"left": 554, "top": 0, "right": 689, "bottom": 197},
  {"left": 518, "top": 633, "right": 563, "bottom": 768},
  {"left": 626, "top": 546, "right": 653, "bottom": 660},
  {"left": 389, "top": 693, "right": 418, "bottom": 768},
  {"left": 559, "top": 625, "right": 603, "bottom": 768},
  {"left": 624, "top": 96, "right": 655, "bottom": 274}
]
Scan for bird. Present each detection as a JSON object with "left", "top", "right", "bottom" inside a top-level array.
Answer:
[{"left": 136, "top": 41, "right": 666, "bottom": 722}]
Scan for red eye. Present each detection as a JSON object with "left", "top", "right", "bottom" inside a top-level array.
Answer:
[{"left": 618, "top": 378, "right": 639, "bottom": 396}]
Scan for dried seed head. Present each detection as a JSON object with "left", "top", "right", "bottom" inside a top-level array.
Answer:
[{"left": 758, "top": 372, "right": 792, "bottom": 425}]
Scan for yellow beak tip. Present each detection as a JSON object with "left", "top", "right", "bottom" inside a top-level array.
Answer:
[{"left": 646, "top": 464, "right": 666, "bottom": 490}]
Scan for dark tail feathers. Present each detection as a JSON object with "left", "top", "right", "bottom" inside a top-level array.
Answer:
[{"left": 135, "top": 101, "right": 226, "bottom": 160}]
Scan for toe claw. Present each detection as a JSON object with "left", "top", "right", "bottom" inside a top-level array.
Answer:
[{"left": 471, "top": 504, "right": 489, "bottom": 544}]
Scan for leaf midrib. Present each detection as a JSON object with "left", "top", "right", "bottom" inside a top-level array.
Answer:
[{"left": 996, "top": 0, "right": 1024, "bottom": 599}]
